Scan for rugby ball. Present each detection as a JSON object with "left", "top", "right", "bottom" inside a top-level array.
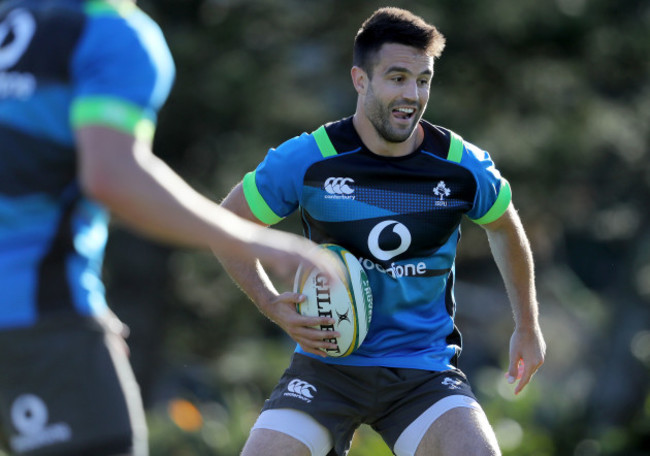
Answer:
[{"left": 294, "top": 244, "right": 373, "bottom": 357}]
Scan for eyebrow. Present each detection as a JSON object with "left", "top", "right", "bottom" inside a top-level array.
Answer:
[{"left": 384, "top": 66, "right": 433, "bottom": 77}]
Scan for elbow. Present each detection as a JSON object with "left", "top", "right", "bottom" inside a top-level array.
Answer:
[{"left": 79, "top": 169, "right": 122, "bottom": 207}]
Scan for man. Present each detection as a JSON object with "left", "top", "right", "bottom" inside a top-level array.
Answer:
[
  {"left": 0, "top": 1, "right": 337, "bottom": 455},
  {"left": 219, "top": 7, "right": 546, "bottom": 456}
]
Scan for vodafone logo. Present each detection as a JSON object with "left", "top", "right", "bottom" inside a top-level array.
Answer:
[
  {"left": 9, "top": 394, "right": 71, "bottom": 452},
  {"left": 368, "top": 220, "right": 412, "bottom": 261},
  {"left": 284, "top": 379, "right": 317, "bottom": 403},
  {"left": 11, "top": 394, "right": 48, "bottom": 434},
  {"left": 0, "top": 9, "right": 36, "bottom": 70},
  {"left": 0, "top": 9, "right": 37, "bottom": 99}
]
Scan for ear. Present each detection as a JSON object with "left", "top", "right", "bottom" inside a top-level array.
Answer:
[{"left": 351, "top": 66, "right": 368, "bottom": 95}]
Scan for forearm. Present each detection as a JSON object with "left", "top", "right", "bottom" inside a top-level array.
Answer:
[
  {"left": 218, "top": 253, "right": 280, "bottom": 313},
  {"left": 216, "top": 180, "right": 289, "bottom": 313},
  {"left": 76, "top": 126, "right": 261, "bottom": 256},
  {"left": 484, "top": 204, "right": 545, "bottom": 393},
  {"left": 484, "top": 205, "right": 539, "bottom": 329},
  {"left": 103, "top": 148, "right": 253, "bottom": 251}
]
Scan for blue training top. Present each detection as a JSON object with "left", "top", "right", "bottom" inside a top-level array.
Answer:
[
  {"left": 0, "top": 0, "right": 175, "bottom": 329},
  {"left": 243, "top": 117, "right": 512, "bottom": 371}
]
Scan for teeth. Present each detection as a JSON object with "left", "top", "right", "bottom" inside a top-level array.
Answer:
[{"left": 395, "top": 108, "right": 415, "bottom": 113}]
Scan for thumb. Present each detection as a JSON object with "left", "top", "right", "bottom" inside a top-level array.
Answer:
[{"left": 506, "top": 359, "right": 522, "bottom": 384}]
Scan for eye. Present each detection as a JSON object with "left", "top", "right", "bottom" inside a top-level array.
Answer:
[
  {"left": 418, "top": 78, "right": 430, "bottom": 86},
  {"left": 391, "top": 75, "right": 404, "bottom": 83}
]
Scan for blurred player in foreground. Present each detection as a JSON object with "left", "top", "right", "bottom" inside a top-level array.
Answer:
[
  {"left": 0, "top": 1, "right": 337, "bottom": 455},
  {"left": 219, "top": 7, "right": 546, "bottom": 456}
]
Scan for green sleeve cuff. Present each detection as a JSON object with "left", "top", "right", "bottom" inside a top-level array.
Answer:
[
  {"left": 471, "top": 179, "right": 512, "bottom": 225},
  {"left": 447, "top": 131, "right": 464, "bottom": 163},
  {"left": 70, "top": 96, "right": 156, "bottom": 142},
  {"left": 242, "top": 171, "right": 284, "bottom": 225},
  {"left": 312, "top": 126, "right": 337, "bottom": 157},
  {"left": 84, "top": 0, "right": 136, "bottom": 16}
]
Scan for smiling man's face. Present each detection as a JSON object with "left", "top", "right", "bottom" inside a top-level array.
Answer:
[{"left": 362, "top": 43, "right": 433, "bottom": 143}]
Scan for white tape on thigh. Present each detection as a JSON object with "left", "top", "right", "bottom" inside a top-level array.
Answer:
[
  {"left": 393, "top": 395, "right": 483, "bottom": 456},
  {"left": 251, "top": 408, "right": 333, "bottom": 456}
]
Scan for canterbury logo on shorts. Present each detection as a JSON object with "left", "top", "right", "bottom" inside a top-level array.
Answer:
[
  {"left": 441, "top": 377, "right": 462, "bottom": 390},
  {"left": 283, "top": 379, "right": 317, "bottom": 403}
]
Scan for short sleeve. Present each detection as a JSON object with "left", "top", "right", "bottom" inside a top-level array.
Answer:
[
  {"left": 462, "top": 141, "right": 512, "bottom": 224},
  {"left": 69, "top": 3, "right": 175, "bottom": 141},
  {"left": 243, "top": 132, "right": 321, "bottom": 225}
]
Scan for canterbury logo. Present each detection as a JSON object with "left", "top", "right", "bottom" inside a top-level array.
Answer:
[
  {"left": 441, "top": 377, "right": 462, "bottom": 390},
  {"left": 324, "top": 177, "right": 354, "bottom": 195},
  {"left": 368, "top": 220, "right": 412, "bottom": 261},
  {"left": 284, "top": 379, "right": 317, "bottom": 402}
]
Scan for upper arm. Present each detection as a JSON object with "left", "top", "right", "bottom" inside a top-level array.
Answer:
[
  {"left": 481, "top": 203, "right": 530, "bottom": 252},
  {"left": 221, "top": 182, "right": 268, "bottom": 226},
  {"left": 236, "top": 133, "right": 317, "bottom": 225},
  {"left": 71, "top": 5, "right": 174, "bottom": 191},
  {"left": 75, "top": 125, "right": 140, "bottom": 198},
  {"left": 481, "top": 202, "right": 518, "bottom": 233}
]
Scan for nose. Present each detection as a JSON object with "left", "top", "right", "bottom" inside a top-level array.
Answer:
[{"left": 402, "top": 80, "right": 419, "bottom": 102}]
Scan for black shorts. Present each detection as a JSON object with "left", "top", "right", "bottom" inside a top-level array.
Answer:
[
  {"left": 261, "top": 353, "right": 477, "bottom": 456},
  {"left": 0, "top": 316, "right": 147, "bottom": 456}
]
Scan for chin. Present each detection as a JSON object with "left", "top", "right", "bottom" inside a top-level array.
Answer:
[{"left": 386, "top": 125, "right": 417, "bottom": 143}]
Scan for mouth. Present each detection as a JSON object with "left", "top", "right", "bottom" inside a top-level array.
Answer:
[{"left": 392, "top": 106, "right": 417, "bottom": 121}]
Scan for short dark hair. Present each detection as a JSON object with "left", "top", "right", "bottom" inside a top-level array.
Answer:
[{"left": 353, "top": 7, "right": 446, "bottom": 74}]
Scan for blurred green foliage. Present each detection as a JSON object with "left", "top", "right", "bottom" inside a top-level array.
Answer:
[{"left": 101, "top": 0, "right": 650, "bottom": 454}]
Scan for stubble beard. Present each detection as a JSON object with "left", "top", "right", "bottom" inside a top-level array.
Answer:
[{"left": 365, "top": 90, "right": 422, "bottom": 144}]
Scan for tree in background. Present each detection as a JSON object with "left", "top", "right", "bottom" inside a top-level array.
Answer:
[{"left": 99, "top": 1, "right": 650, "bottom": 455}]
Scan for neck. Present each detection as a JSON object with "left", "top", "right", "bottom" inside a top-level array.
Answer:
[{"left": 352, "top": 112, "right": 423, "bottom": 158}]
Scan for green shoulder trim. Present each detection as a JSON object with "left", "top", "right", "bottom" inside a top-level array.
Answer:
[
  {"left": 312, "top": 125, "right": 338, "bottom": 158},
  {"left": 447, "top": 131, "right": 464, "bottom": 163},
  {"left": 242, "top": 171, "right": 284, "bottom": 225},
  {"left": 471, "top": 179, "right": 512, "bottom": 225},
  {"left": 70, "top": 96, "right": 155, "bottom": 142},
  {"left": 85, "top": 0, "right": 136, "bottom": 17}
]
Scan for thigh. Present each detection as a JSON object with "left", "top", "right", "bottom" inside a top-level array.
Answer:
[
  {"left": 0, "top": 319, "right": 147, "bottom": 456},
  {"left": 372, "top": 368, "right": 477, "bottom": 451},
  {"left": 415, "top": 405, "right": 500, "bottom": 456},
  {"left": 242, "top": 429, "right": 310, "bottom": 456},
  {"left": 246, "top": 409, "right": 332, "bottom": 456},
  {"left": 260, "top": 354, "right": 374, "bottom": 456}
]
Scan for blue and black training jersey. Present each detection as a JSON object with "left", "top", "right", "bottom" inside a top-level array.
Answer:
[
  {"left": 0, "top": 0, "right": 175, "bottom": 329},
  {"left": 244, "top": 117, "right": 512, "bottom": 371}
]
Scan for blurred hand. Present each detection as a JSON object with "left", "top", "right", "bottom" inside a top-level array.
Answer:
[
  {"left": 251, "top": 230, "right": 340, "bottom": 284},
  {"left": 506, "top": 324, "right": 546, "bottom": 395},
  {"left": 259, "top": 291, "right": 340, "bottom": 357}
]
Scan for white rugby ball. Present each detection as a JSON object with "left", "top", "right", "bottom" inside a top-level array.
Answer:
[{"left": 293, "top": 244, "right": 373, "bottom": 357}]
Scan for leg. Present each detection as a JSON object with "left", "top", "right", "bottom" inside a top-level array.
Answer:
[
  {"left": 241, "top": 408, "right": 333, "bottom": 456},
  {"left": 241, "top": 429, "right": 311, "bottom": 456},
  {"left": 393, "top": 395, "right": 500, "bottom": 456},
  {"left": 415, "top": 406, "right": 500, "bottom": 456}
]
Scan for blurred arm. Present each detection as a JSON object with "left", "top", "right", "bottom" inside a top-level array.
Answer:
[
  {"left": 482, "top": 203, "right": 546, "bottom": 395},
  {"left": 75, "top": 125, "right": 338, "bottom": 281}
]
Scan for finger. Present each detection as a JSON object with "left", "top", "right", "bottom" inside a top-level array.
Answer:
[
  {"left": 515, "top": 363, "right": 534, "bottom": 395},
  {"left": 296, "top": 335, "right": 339, "bottom": 357},
  {"left": 276, "top": 292, "right": 305, "bottom": 305},
  {"left": 302, "top": 248, "right": 343, "bottom": 283},
  {"left": 294, "top": 325, "right": 340, "bottom": 342},
  {"left": 298, "top": 315, "right": 338, "bottom": 329},
  {"left": 298, "top": 344, "right": 329, "bottom": 358}
]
